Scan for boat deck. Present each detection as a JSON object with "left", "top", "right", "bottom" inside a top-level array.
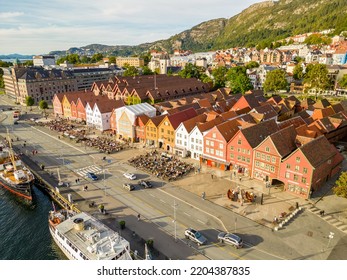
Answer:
[{"left": 55, "top": 212, "right": 131, "bottom": 260}]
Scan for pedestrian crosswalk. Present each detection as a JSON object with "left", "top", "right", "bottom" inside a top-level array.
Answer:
[{"left": 75, "top": 165, "right": 103, "bottom": 177}]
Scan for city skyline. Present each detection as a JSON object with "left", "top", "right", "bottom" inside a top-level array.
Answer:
[{"left": 0, "top": 0, "right": 261, "bottom": 55}]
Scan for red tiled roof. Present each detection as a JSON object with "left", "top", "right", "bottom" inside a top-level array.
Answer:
[
  {"left": 241, "top": 119, "right": 279, "bottom": 148},
  {"left": 268, "top": 125, "right": 298, "bottom": 158},
  {"left": 167, "top": 107, "right": 198, "bottom": 129},
  {"left": 299, "top": 136, "right": 337, "bottom": 168},
  {"left": 278, "top": 116, "right": 306, "bottom": 129},
  {"left": 181, "top": 114, "right": 207, "bottom": 133},
  {"left": 216, "top": 119, "right": 241, "bottom": 142}
]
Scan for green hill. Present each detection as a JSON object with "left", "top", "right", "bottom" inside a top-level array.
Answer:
[{"left": 50, "top": 0, "right": 347, "bottom": 56}]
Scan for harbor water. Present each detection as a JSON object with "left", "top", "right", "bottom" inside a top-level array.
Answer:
[{"left": 0, "top": 185, "right": 66, "bottom": 260}]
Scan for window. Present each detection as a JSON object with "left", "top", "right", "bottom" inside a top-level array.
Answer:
[
  {"left": 219, "top": 143, "right": 223, "bottom": 149},
  {"left": 296, "top": 157, "right": 301, "bottom": 163},
  {"left": 191, "top": 138, "right": 194, "bottom": 143},
  {"left": 302, "top": 177, "right": 307, "bottom": 184},
  {"left": 256, "top": 152, "right": 260, "bottom": 158},
  {"left": 266, "top": 155, "right": 270, "bottom": 162},
  {"left": 220, "top": 151, "right": 223, "bottom": 157},
  {"left": 303, "top": 167, "right": 308, "bottom": 174},
  {"left": 210, "top": 148, "right": 214, "bottom": 154},
  {"left": 210, "top": 141, "right": 214, "bottom": 147},
  {"left": 285, "top": 172, "right": 290, "bottom": 179},
  {"left": 293, "top": 174, "right": 298, "bottom": 181},
  {"left": 230, "top": 146, "right": 234, "bottom": 151},
  {"left": 206, "top": 147, "right": 209, "bottom": 153},
  {"left": 238, "top": 139, "right": 242, "bottom": 145},
  {"left": 206, "top": 140, "right": 210, "bottom": 146},
  {"left": 215, "top": 150, "right": 220, "bottom": 156},
  {"left": 272, "top": 157, "right": 276, "bottom": 163},
  {"left": 286, "top": 164, "right": 291, "bottom": 169},
  {"left": 265, "top": 147, "right": 270, "bottom": 152},
  {"left": 212, "top": 133, "right": 216, "bottom": 138}
]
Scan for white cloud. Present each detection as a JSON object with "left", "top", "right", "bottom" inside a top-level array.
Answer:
[
  {"left": 0, "top": 12, "right": 24, "bottom": 19},
  {"left": 0, "top": 0, "right": 262, "bottom": 54}
]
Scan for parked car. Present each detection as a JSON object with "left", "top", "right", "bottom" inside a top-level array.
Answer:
[
  {"left": 217, "top": 232, "right": 243, "bottom": 249},
  {"left": 86, "top": 172, "right": 98, "bottom": 181},
  {"left": 123, "top": 173, "right": 136, "bottom": 180},
  {"left": 122, "top": 183, "right": 135, "bottom": 191},
  {"left": 184, "top": 228, "right": 207, "bottom": 246},
  {"left": 139, "top": 180, "right": 152, "bottom": 188}
]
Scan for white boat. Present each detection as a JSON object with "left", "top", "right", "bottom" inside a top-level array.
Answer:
[{"left": 48, "top": 210, "right": 132, "bottom": 260}]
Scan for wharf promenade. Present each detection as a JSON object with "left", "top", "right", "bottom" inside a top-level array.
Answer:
[{"left": 14, "top": 141, "right": 207, "bottom": 260}]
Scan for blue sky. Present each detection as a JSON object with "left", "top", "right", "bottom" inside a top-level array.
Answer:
[{"left": 0, "top": 0, "right": 261, "bottom": 55}]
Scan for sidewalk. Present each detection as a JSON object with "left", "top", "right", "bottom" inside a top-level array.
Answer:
[{"left": 170, "top": 165, "right": 347, "bottom": 234}]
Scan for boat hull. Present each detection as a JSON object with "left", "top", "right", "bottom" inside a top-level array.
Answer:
[
  {"left": 0, "top": 177, "right": 33, "bottom": 202},
  {"left": 49, "top": 226, "right": 73, "bottom": 260}
]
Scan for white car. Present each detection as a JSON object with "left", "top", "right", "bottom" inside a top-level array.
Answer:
[
  {"left": 184, "top": 228, "right": 207, "bottom": 246},
  {"left": 217, "top": 232, "right": 243, "bottom": 249},
  {"left": 123, "top": 173, "right": 136, "bottom": 180}
]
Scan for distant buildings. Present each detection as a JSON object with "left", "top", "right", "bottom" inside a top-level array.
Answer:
[{"left": 116, "top": 57, "right": 144, "bottom": 68}]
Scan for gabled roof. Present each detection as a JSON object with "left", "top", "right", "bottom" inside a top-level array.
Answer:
[
  {"left": 267, "top": 95, "right": 283, "bottom": 104},
  {"left": 311, "top": 107, "right": 335, "bottom": 120},
  {"left": 241, "top": 119, "right": 279, "bottom": 148},
  {"left": 278, "top": 116, "right": 306, "bottom": 129},
  {"left": 220, "top": 110, "right": 238, "bottom": 121},
  {"left": 166, "top": 107, "right": 198, "bottom": 130},
  {"left": 181, "top": 114, "right": 207, "bottom": 133},
  {"left": 148, "top": 115, "right": 166, "bottom": 127},
  {"left": 251, "top": 104, "right": 278, "bottom": 120},
  {"left": 267, "top": 125, "right": 298, "bottom": 158},
  {"left": 136, "top": 114, "right": 150, "bottom": 126},
  {"left": 232, "top": 94, "right": 260, "bottom": 111},
  {"left": 216, "top": 119, "right": 241, "bottom": 142},
  {"left": 313, "top": 98, "right": 331, "bottom": 109},
  {"left": 96, "top": 99, "right": 124, "bottom": 114},
  {"left": 331, "top": 103, "right": 344, "bottom": 114},
  {"left": 197, "top": 117, "right": 224, "bottom": 133},
  {"left": 54, "top": 93, "right": 65, "bottom": 102},
  {"left": 299, "top": 136, "right": 337, "bottom": 168}
]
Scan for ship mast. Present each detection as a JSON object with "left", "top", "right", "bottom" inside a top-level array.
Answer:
[{"left": 6, "top": 128, "right": 17, "bottom": 171}]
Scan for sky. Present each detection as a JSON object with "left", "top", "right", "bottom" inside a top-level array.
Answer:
[{"left": 0, "top": 0, "right": 262, "bottom": 55}]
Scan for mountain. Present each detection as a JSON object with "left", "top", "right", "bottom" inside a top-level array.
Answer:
[{"left": 50, "top": 0, "right": 347, "bottom": 56}]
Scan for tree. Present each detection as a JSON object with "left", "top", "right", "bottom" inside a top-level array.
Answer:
[
  {"left": 23, "top": 60, "right": 33, "bottom": 66},
  {"left": 293, "top": 64, "right": 304, "bottom": 80},
  {"left": 338, "top": 74, "right": 347, "bottom": 89},
  {"left": 123, "top": 65, "right": 139, "bottom": 77},
  {"left": 333, "top": 172, "right": 347, "bottom": 198},
  {"left": 245, "top": 61, "right": 259, "bottom": 69},
  {"left": 211, "top": 66, "right": 228, "bottom": 89},
  {"left": 142, "top": 66, "right": 153, "bottom": 75},
  {"left": 90, "top": 53, "right": 103, "bottom": 63},
  {"left": 304, "top": 34, "right": 332, "bottom": 46},
  {"left": 304, "top": 63, "right": 331, "bottom": 93},
  {"left": 39, "top": 100, "right": 48, "bottom": 110},
  {"left": 179, "top": 63, "right": 200, "bottom": 79},
  {"left": 226, "top": 66, "right": 253, "bottom": 94},
  {"left": 108, "top": 56, "right": 117, "bottom": 64},
  {"left": 263, "top": 69, "right": 288, "bottom": 93},
  {"left": 25, "top": 96, "right": 35, "bottom": 108}
]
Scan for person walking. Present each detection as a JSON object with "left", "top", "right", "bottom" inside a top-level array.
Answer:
[{"left": 137, "top": 213, "right": 141, "bottom": 221}]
